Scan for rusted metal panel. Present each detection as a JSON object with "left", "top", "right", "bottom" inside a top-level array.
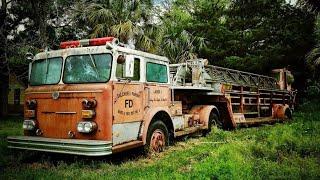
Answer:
[
  {"left": 112, "top": 140, "right": 143, "bottom": 153},
  {"left": 146, "top": 84, "right": 171, "bottom": 108},
  {"left": 233, "top": 113, "right": 246, "bottom": 123},
  {"left": 171, "top": 116, "right": 184, "bottom": 131},
  {"left": 238, "top": 117, "right": 280, "bottom": 126},
  {"left": 140, "top": 84, "right": 172, "bottom": 144},
  {"left": 112, "top": 82, "right": 144, "bottom": 123},
  {"left": 24, "top": 83, "right": 113, "bottom": 141},
  {"left": 175, "top": 126, "right": 206, "bottom": 137},
  {"left": 112, "top": 121, "right": 142, "bottom": 145},
  {"left": 169, "top": 101, "right": 182, "bottom": 116},
  {"left": 272, "top": 104, "right": 289, "bottom": 119},
  {"left": 141, "top": 106, "right": 172, "bottom": 144}
]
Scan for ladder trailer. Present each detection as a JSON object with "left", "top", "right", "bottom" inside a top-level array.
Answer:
[{"left": 7, "top": 37, "right": 296, "bottom": 156}]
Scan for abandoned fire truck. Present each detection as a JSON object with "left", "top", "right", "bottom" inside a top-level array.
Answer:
[{"left": 7, "top": 37, "right": 296, "bottom": 156}]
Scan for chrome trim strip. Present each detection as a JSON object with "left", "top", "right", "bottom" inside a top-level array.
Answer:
[{"left": 7, "top": 136, "right": 112, "bottom": 156}]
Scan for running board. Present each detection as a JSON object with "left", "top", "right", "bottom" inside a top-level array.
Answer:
[
  {"left": 112, "top": 140, "right": 143, "bottom": 153},
  {"left": 175, "top": 126, "right": 205, "bottom": 137},
  {"left": 237, "top": 117, "right": 284, "bottom": 126}
]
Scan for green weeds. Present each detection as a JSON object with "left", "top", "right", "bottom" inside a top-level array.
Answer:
[{"left": 0, "top": 103, "right": 320, "bottom": 179}]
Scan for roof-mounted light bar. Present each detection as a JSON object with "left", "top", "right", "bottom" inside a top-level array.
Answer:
[{"left": 60, "top": 37, "right": 119, "bottom": 49}]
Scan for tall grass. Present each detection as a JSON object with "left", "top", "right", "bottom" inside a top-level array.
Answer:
[{"left": 0, "top": 102, "right": 319, "bottom": 179}]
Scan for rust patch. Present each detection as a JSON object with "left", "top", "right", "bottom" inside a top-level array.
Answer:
[{"left": 24, "top": 83, "right": 113, "bottom": 141}]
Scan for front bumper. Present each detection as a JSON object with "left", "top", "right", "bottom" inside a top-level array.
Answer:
[{"left": 7, "top": 136, "right": 112, "bottom": 156}]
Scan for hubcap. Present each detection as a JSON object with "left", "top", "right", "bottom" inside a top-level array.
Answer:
[{"left": 150, "top": 129, "right": 165, "bottom": 152}]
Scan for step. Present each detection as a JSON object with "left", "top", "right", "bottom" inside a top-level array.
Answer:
[
  {"left": 237, "top": 117, "right": 282, "bottom": 125},
  {"left": 112, "top": 140, "right": 143, "bottom": 153},
  {"left": 175, "top": 126, "right": 205, "bottom": 137}
]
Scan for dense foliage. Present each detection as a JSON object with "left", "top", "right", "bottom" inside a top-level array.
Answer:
[{"left": 0, "top": 0, "right": 320, "bottom": 116}]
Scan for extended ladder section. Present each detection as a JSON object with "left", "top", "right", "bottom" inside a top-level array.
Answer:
[
  {"left": 170, "top": 59, "right": 278, "bottom": 90},
  {"left": 205, "top": 65, "right": 278, "bottom": 90}
]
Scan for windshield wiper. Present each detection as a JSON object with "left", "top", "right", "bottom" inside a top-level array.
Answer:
[
  {"left": 45, "top": 50, "right": 49, "bottom": 82},
  {"left": 89, "top": 53, "right": 100, "bottom": 78},
  {"left": 89, "top": 53, "right": 97, "bottom": 68}
]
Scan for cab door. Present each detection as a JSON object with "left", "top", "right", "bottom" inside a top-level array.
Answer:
[
  {"left": 112, "top": 55, "right": 145, "bottom": 145},
  {"left": 144, "top": 61, "right": 171, "bottom": 109}
]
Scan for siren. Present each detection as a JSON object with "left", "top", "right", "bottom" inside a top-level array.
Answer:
[{"left": 60, "top": 37, "right": 119, "bottom": 49}]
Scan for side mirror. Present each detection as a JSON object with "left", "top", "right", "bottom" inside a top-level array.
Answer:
[
  {"left": 28, "top": 62, "right": 32, "bottom": 82},
  {"left": 124, "top": 55, "right": 134, "bottom": 78},
  {"left": 117, "top": 55, "right": 125, "bottom": 64},
  {"left": 26, "top": 52, "right": 34, "bottom": 62}
]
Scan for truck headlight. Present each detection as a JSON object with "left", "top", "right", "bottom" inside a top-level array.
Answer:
[
  {"left": 77, "top": 121, "right": 97, "bottom": 133},
  {"left": 23, "top": 120, "right": 36, "bottom": 131}
]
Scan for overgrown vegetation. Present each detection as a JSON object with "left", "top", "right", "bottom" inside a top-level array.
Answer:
[
  {"left": 1, "top": 102, "right": 319, "bottom": 179},
  {"left": 1, "top": 0, "right": 320, "bottom": 117}
]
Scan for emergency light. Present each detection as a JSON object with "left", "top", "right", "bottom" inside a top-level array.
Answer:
[{"left": 60, "top": 37, "right": 118, "bottom": 49}]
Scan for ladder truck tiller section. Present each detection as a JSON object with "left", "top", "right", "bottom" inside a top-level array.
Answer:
[{"left": 170, "top": 58, "right": 296, "bottom": 129}]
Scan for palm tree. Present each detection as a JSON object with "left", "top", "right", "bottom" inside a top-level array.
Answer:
[
  {"left": 300, "top": 0, "right": 320, "bottom": 81},
  {"left": 159, "top": 27, "right": 206, "bottom": 63},
  {"left": 156, "top": 3, "right": 206, "bottom": 63},
  {"left": 306, "top": 46, "right": 320, "bottom": 79},
  {"left": 75, "top": 0, "right": 155, "bottom": 48},
  {"left": 75, "top": 0, "right": 205, "bottom": 63},
  {"left": 298, "top": 0, "right": 320, "bottom": 12}
]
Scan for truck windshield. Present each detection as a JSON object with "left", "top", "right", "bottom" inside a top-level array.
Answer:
[
  {"left": 63, "top": 53, "right": 112, "bottom": 83},
  {"left": 30, "top": 57, "right": 63, "bottom": 86}
]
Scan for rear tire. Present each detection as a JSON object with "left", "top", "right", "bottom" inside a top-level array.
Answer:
[
  {"left": 285, "top": 108, "right": 293, "bottom": 120},
  {"left": 202, "top": 112, "right": 220, "bottom": 136},
  {"left": 145, "top": 120, "right": 169, "bottom": 154}
]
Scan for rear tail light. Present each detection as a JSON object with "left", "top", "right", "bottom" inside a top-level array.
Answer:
[
  {"left": 81, "top": 110, "right": 95, "bottom": 119},
  {"left": 77, "top": 121, "right": 97, "bottom": 133},
  {"left": 23, "top": 120, "right": 36, "bottom": 131}
]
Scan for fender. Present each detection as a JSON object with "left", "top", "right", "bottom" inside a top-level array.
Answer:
[
  {"left": 272, "top": 104, "right": 290, "bottom": 119},
  {"left": 141, "top": 107, "right": 172, "bottom": 144},
  {"left": 189, "top": 105, "right": 219, "bottom": 129}
]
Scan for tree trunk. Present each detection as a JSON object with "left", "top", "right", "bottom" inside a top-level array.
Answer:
[
  {"left": 0, "top": 76, "right": 9, "bottom": 118},
  {"left": 31, "top": 0, "right": 50, "bottom": 48},
  {"left": 0, "top": 0, "right": 9, "bottom": 118}
]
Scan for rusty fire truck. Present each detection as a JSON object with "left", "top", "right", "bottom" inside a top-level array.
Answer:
[{"left": 7, "top": 37, "right": 296, "bottom": 156}]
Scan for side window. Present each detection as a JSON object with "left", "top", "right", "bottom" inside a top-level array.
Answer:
[
  {"left": 116, "top": 58, "right": 140, "bottom": 81},
  {"left": 146, "top": 62, "right": 168, "bottom": 83}
]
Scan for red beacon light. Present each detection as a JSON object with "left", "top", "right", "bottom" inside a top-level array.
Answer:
[{"left": 60, "top": 37, "right": 118, "bottom": 49}]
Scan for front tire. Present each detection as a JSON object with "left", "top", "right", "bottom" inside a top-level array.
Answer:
[{"left": 145, "top": 120, "right": 169, "bottom": 153}]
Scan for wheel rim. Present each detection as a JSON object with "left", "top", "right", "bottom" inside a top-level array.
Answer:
[
  {"left": 211, "top": 116, "right": 222, "bottom": 128},
  {"left": 150, "top": 129, "right": 165, "bottom": 152}
]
